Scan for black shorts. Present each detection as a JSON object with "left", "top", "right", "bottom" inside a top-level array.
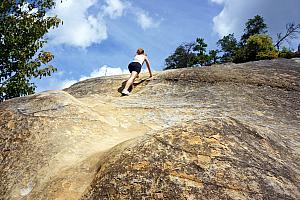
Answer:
[{"left": 128, "top": 62, "right": 142, "bottom": 74}]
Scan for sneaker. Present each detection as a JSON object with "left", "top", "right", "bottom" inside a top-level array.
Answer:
[{"left": 121, "top": 89, "right": 130, "bottom": 96}]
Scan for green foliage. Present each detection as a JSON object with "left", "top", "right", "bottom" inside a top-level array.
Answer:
[
  {"left": 234, "top": 34, "right": 278, "bottom": 63},
  {"left": 196, "top": 54, "right": 210, "bottom": 66},
  {"left": 241, "top": 15, "right": 268, "bottom": 45},
  {"left": 193, "top": 38, "right": 207, "bottom": 55},
  {"left": 278, "top": 47, "right": 293, "bottom": 58},
  {"left": 164, "top": 43, "right": 197, "bottom": 70},
  {"left": 233, "top": 15, "right": 273, "bottom": 63},
  {"left": 208, "top": 50, "right": 220, "bottom": 65},
  {"left": 246, "top": 34, "right": 278, "bottom": 60},
  {"left": 164, "top": 37, "right": 221, "bottom": 70},
  {"left": 232, "top": 48, "right": 247, "bottom": 63},
  {"left": 0, "top": 0, "right": 61, "bottom": 101},
  {"left": 217, "top": 33, "right": 238, "bottom": 62},
  {"left": 164, "top": 38, "right": 214, "bottom": 70},
  {"left": 278, "top": 46, "right": 300, "bottom": 59},
  {"left": 164, "top": 14, "right": 299, "bottom": 69},
  {"left": 193, "top": 38, "right": 210, "bottom": 66}
]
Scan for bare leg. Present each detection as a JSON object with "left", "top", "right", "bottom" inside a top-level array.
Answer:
[{"left": 123, "top": 71, "right": 138, "bottom": 91}]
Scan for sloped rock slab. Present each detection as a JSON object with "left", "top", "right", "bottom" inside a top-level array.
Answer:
[
  {"left": 0, "top": 91, "right": 107, "bottom": 199},
  {"left": 82, "top": 118, "right": 300, "bottom": 200},
  {"left": 1, "top": 59, "right": 299, "bottom": 200}
]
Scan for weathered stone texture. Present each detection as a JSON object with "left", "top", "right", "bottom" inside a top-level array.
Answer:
[
  {"left": 1, "top": 59, "right": 299, "bottom": 199},
  {"left": 83, "top": 118, "right": 299, "bottom": 199}
]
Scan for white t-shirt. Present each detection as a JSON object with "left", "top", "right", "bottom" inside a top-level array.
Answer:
[{"left": 133, "top": 54, "right": 145, "bottom": 65}]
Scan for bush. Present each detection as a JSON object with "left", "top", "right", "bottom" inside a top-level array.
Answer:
[
  {"left": 245, "top": 34, "right": 278, "bottom": 61},
  {"left": 279, "top": 47, "right": 295, "bottom": 59},
  {"left": 233, "top": 48, "right": 247, "bottom": 63},
  {"left": 257, "top": 50, "right": 278, "bottom": 60}
]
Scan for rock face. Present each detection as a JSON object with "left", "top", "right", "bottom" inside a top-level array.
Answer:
[{"left": 0, "top": 59, "right": 299, "bottom": 199}]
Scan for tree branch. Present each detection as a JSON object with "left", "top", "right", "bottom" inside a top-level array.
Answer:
[{"left": 275, "top": 23, "right": 300, "bottom": 50}]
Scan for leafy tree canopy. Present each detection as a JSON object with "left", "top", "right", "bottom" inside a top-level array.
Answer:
[
  {"left": 164, "top": 43, "right": 197, "bottom": 70},
  {"left": 208, "top": 49, "right": 220, "bottom": 65},
  {"left": 164, "top": 15, "right": 299, "bottom": 70},
  {"left": 217, "top": 33, "right": 238, "bottom": 62},
  {"left": 0, "top": 0, "right": 61, "bottom": 101},
  {"left": 193, "top": 38, "right": 210, "bottom": 66},
  {"left": 193, "top": 38, "right": 207, "bottom": 56},
  {"left": 233, "top": 34, "right": 278, "bottom": 63},
  {"left": 241, "top": 15, "right": 268, "bottom": 45},
  {"left": 278, "top": 46, "right": 294, "bottom": 59}
]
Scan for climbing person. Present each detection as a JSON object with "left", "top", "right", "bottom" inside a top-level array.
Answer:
[{"left": 121, "top": 48, "right": 152, "bottom": 95}]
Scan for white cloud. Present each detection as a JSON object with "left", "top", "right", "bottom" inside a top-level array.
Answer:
[
  {"left": 35, "top": 65, "right": 130, "bottom": 91},
  {"left": 102, "top": 0, "right": 127, "bottom": 19},
  {"left": 60, "top": 79, "right": 78, "bottom": 89},
  {"left": 48, "top": 0, "right": 128, "bottom": 48},
  {"left": 35, "top": 63, "right": 152, "bottom": 92},
  {"left": 211, "top": 0, "right": 300, "bottom": 49},
  {"left": 55, "top": 65, "right": 129, "bottom": 89},
  {"left": 79, "top": 65, "right": 129, "bottom": 82},
  {"left": 47, "top": 0, "right": 160, "bottom": 47},
  {"left": 58, "top": 65, "right": 150, "bottom": 89},
  {"left": 210, "top": 0, "right": 225, "bottom": 5},
  {"left": 136, "top": 12, "right": 160, "bottom": 30},
  {"left": 48, "top": 0, "right": 108, "bottom": 48}
]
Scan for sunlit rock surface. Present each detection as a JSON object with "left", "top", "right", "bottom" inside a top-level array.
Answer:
[{"left": 1, "top": 59, "right": 299, "bottom": 199}]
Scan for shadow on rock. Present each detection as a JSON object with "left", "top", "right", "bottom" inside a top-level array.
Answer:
[{"left": 117, "top": 79, "right": 149, "bottom": 95}]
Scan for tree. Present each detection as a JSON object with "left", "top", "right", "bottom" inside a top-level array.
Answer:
[
  {"left": 164, "top": 42, "right": 197, "bottom": 70},
  {"left": 275, "top": 23, "right": 300, "bottom": 50},
  {"left": 234, "top": 34, "right": 277, "bottom": 63},
  {"left": 208, "top": 50, "right": 220, "bottom": 65},
  {"left": 193, "top": 38, "right": 209, "bottom": 66},
  {"left": 245, "top": 34, "right": 278, "bottom": 61},
  {"left": 278, "top": 46, "right": 294, "bottom": 59},
  {"left": 217, "top": 33, "right": 238, "bottom": 62},
  {"left": 0, "top": 0, "right": 61, "bottom": 101},
  {"left": 193, "top": 38, "right": 207, "bottom": 55},
  {"left": 233, "top": 48, "right": 247, "bottom": 63},
  {"left": 241, "top": 15, "right": 268, "bottom": 45}
]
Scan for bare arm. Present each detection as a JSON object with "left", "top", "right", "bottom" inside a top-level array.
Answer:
[{"left": 144, "top": 56, "right": 152, "bottom": 77}]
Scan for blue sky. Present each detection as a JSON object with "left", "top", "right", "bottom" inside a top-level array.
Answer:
[{"left": 34, "top": 0, "right": 300, "bottom": 91}]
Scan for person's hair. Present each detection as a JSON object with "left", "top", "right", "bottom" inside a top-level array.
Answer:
[{"left": 136, "top": 48, "right": 144, "bottom": 55}]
